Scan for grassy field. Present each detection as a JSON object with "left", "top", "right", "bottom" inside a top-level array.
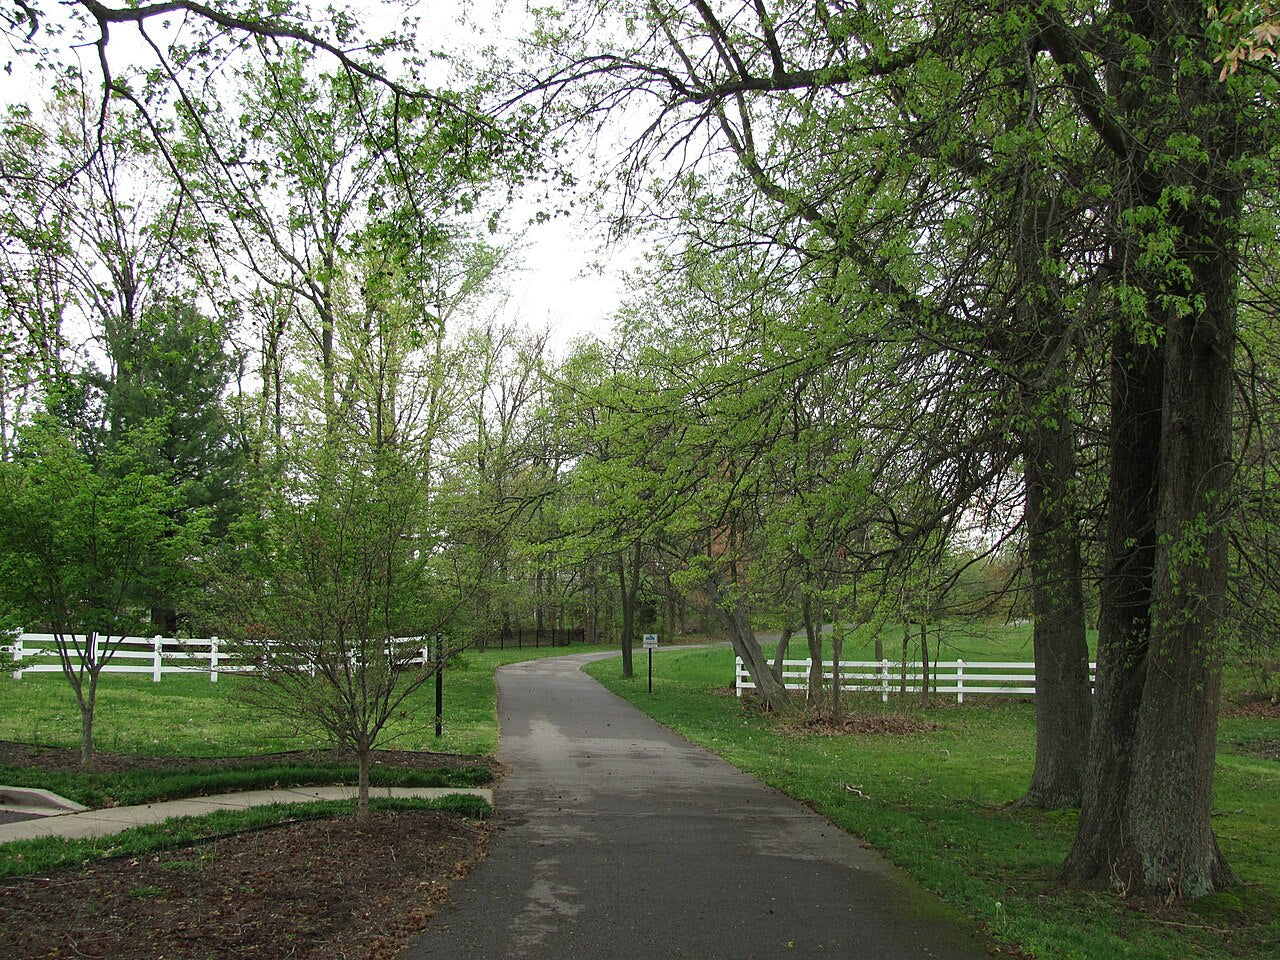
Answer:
[
  {"left": 777, "top": 618, "right": 1094, "bottom": 662},
  {"left": 0, "top": 644, "right": 592, "bottom": 880},
  {"left": 586, "top": 642, "right": 1280, "bottom": 960},
  {"left": 0, "top": 644, "right": 617, "bottom": 759}
]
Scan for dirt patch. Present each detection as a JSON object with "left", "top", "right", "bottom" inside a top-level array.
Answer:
[
  {"left": 0, "top": 809, "right": 490, "bottom": 960},
  {"left": 0, "top": 740, "right": 499, "bottom": 778},
  {"left": 1221, "top": 693, "right": 1280, "bottom": 720},
  {"left": 784, "top": 713, "right": 940, "bottom": 737}
]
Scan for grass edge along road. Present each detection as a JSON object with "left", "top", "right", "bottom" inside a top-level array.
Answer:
[{"left": 585, "top": 645, "right": 1280, "bottom": 960}]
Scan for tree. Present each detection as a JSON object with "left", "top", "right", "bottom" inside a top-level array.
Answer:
[
  {"left": 219, "top": 240, "right": 474, "bottom": 821},
  {"left": 0, "top": 416, "right": 204, "bottom": 766},
  {"left": 223, "top": 435, "right": 457, "bottom": 821},
  {"left": 1041, "top": 2, "right": 1272, "bottom": 897}
]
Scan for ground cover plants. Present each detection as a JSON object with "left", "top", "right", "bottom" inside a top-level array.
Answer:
[
  {"left": 586, "top": 642, "right": 1280, "bottom": 960},
  {"left": 0, "top": 744, "right": 492, "bottom": 808}
]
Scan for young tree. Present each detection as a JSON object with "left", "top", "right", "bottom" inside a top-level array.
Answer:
[
  {"left": 221, "top": 252, "right": 474, "bottom": 821},
  {"left": 224, "top": 435, "right": 457, "bottom": 821},
  {"left": 0, "top": 417, "right": 204, "bottom": 766}
]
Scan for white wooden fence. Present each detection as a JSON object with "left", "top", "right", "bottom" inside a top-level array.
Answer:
[
  {"left": 7, "top": 633, "right": 444, "bottom": 683},
  {"left": 735, "top": 657, "right": 1097, "bottom": 702}
]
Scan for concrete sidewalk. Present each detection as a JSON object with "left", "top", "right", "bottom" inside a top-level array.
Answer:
[{"left": 0, "top": 785, "right": 493, "bottom": 844}]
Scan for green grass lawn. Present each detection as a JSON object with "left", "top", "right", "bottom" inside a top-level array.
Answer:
[
  {"left": 0, "top": 643, "right": 612, "bottom": 871},
  {"left": 587, "top": 644, "right": 1280, "bottom": 960},
  {"left": 773, "top": 618, "right": 1093, "bottom": 662},
  {"left": 0, "top": 644, "right": 617, "bottom": 760}
]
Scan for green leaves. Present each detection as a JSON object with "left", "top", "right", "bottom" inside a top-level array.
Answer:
[{"left": 0, "top": 416, "right": 206, "bottom": 637}]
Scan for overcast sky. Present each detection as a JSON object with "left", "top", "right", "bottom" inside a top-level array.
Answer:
[
  {"left": 371, "top": 0, "right": 636, "bottom": 351},
  {"left": 7, "top": 0, "right": 632, "bottom": 353}
]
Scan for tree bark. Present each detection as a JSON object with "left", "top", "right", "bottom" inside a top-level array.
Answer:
[
  {"left": 919, "top": 622, "right": 930, "bottom": 706},
  {"left": 1059, "top": 9, "right": 1243, "bottom": 889},
  {"left": 1020, "top": 413, "right": 1092, "bottom": 808},
  {"left": 831, "top": 621, "right": 844, "bottom": 723},
  {"left": 617, "top": 541, "right": 642, "bottom": 678},
  {"left": 801, "top": 591, "right": 824, "bottom": 703},
  {"left": 79, "top": 699, "right": 95, "bottom": 768},
  {"left": 900, "top": 620, "right": 909, "bottom": 698},
  {"left": 356, "top": 741, "right": 371, "bottom": 823},
  {"left": 707, "top": 573, "right": 790, "bottom": 710},
  {"left": 1005, "top": 112, "right": 1094, "bottom": 809},
  {"left": 772, "top": 620, "right": 795, "bottom": 683}
]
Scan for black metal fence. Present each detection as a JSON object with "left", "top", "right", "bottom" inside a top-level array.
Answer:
[{"left": 475, "top": 626, "right": 587, "bottom": 650}]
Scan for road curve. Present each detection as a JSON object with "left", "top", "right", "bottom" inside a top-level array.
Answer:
[{"left": 400, "top": 651, "right": 991, "bottom": 960}]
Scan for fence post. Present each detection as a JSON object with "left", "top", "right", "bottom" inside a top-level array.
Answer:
[
  {"left": 152, "top": 635, "right": 163, "bottom": 682},
  {"left": 881, "top": 659, "right": 890, "bottom": 703},
  {"left": 209, "top": 636, "right": 219, "bottom": 683},
  {"left": 735, "top": 656, "right": 743, "bottom": 697},
  {"left": 11, "top": 635, "right": 22, "bottom": 680},
  {"left": 956, "top": 659, "right": 964, "bottom": 704},
  {"left": 90, "top": 632, "right": 100, "bottom": 665}
]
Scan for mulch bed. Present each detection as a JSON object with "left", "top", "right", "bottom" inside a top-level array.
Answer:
[
  {"left": 1221, "top": 692, "right": 1280, "bottom": 720},
  {"left": 0, "top": 742, "right": 498, "bottom": 959},
  {"left": 0, "top": 810, "right": 491, "bottom": 960}
]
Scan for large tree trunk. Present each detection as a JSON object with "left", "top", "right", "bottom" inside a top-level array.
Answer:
[
  {"left": 1125, "top": 188, "right": 1240, "bottom": 895},
  {"left": 1020, "top": 413, "right": 1092, "bottom": 808},
  {"left": 1060, "top": 12, "right": 1243, "bottom": 889},
  {"left": 617, "top": 541, "right": 642, "bottom": 679},
  {"left": 1061, "top": 323, "right": 1163, "bottom": 889},
  {"left": 1007, "top": 136, "right": 1094, "bottom": 808}
]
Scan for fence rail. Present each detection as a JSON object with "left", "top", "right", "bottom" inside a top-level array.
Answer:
[
  {"left": 7, "top": 633, "right": 451, "bottom": 683},
  {"left": 735, "top": 657, "right": 1097, "bottom": 702}
]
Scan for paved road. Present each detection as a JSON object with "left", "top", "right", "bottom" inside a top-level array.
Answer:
[{"left": 402, "top": 652, "right": 990, "bottom": 960}]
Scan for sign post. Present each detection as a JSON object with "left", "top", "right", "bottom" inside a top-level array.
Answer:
[{"left": 643, "top": 633, "right": 658, "bottom": 693}]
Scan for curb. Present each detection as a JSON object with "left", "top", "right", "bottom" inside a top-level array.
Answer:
[{"left": 0, "top": 785, "right": 87, "bottom": 816}]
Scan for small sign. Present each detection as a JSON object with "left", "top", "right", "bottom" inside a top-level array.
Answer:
[{"left": 643, "top": 633, "right": 658, "bottom": 649}]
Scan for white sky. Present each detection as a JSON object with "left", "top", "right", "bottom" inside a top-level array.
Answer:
[
  {"left": 3, "top": 0, "right": 632, "bottom": 353},
  {"left": 379, "top": 0, "right": 635, "bottom": 351}
]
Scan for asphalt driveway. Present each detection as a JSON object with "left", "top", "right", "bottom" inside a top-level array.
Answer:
[{"left": 401, "top": 651, "right": 991, "bottom": 959}]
